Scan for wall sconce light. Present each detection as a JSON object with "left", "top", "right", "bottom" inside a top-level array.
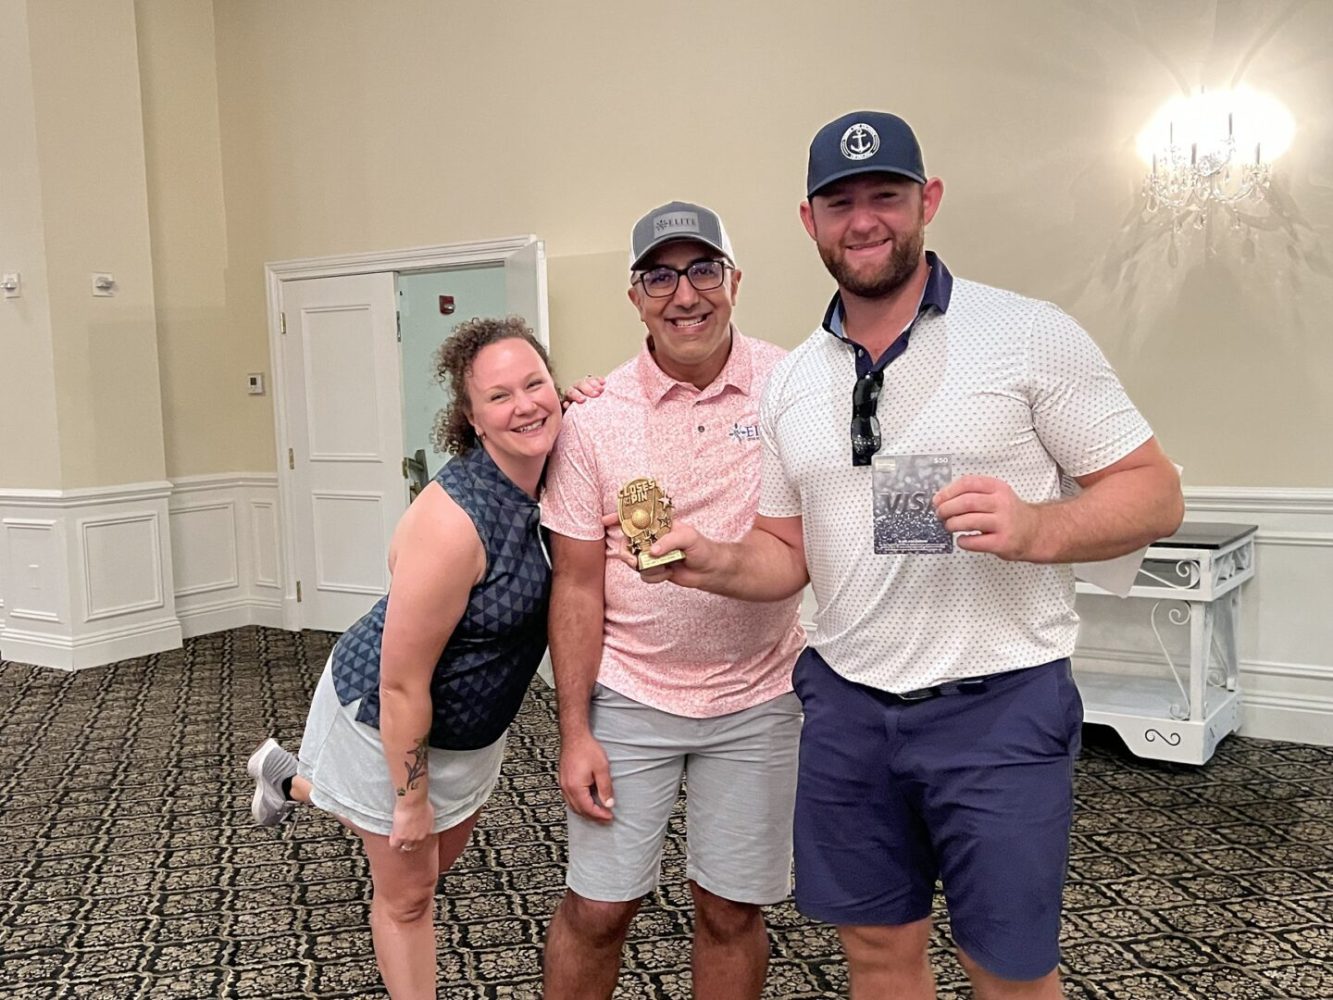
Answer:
[{"left": 1136, "top": 86, "right": 1294, "bottom": 233}]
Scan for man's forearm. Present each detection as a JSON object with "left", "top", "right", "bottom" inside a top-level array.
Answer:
[
  {"left": 675, "top": 524, "right": 809, "bottom": 601},
  {"left": 1032, "top": 462, "right": 1184, "bottom": 563},
  {"left": 549, "top": 578, "right": 605, "bottom": 738}
]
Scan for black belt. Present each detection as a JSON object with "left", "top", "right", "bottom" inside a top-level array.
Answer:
[{"left": 878, "top": 668, "right": 1023, "bottom": 705}]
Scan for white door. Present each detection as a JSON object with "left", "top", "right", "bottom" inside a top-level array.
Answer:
[
  {"left": 281, "top": 273, "right": 405, "bottom": 631},
  {"left": 504, "top": 239, "right": 550, "bottom": 347}
]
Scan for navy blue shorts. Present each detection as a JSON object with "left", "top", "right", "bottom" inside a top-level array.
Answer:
[{"left": 791, "top": 649, "right": 1083, "bottom": 981}]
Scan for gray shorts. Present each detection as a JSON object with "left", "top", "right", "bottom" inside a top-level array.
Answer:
[
  {"left": 566, "top": 684, "right": 802, "bottom": 905},
  {"left": 297, "top": 658, "right": 506, "bottom": 836}
]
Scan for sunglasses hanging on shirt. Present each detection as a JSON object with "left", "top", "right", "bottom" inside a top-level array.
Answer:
[{"left": 850, "top": 369, "right": 884, "bottom": 467}]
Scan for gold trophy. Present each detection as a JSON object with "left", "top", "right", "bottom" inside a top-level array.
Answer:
[{"left": 617, "top": 477, "right": 685, "bottom": 570}]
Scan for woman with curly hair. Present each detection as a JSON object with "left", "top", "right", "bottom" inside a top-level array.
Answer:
[{"left": 247, "top": 316, "right": 562, "bottom": 998}]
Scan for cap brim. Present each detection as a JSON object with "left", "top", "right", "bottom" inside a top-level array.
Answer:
[
  {"left": 630, "top": 235, "right": 733, "bottom": 271},
  {"left": 807, "top": 163, "right": 926, "bottom": 198}
]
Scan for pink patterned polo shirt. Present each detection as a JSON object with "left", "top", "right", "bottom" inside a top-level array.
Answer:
[{"left": 541, "top": 330, "right": 805, "bottom": 718}]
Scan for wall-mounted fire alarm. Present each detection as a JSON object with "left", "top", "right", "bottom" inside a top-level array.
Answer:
[{"left": 439, "top": 295, "right": 455, "bottom": 315}]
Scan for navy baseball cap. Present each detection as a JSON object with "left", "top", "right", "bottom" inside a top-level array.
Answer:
[
  {"left": 806, "top": 111, "right": 926, "bottom": 197},
  {"left": 629, "top": 200, "right": 735, "bottom": 271}
]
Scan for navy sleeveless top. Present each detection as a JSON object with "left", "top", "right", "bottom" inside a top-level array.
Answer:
[{"left": 329, "top": 446, "right": 550, "bottom": 750}]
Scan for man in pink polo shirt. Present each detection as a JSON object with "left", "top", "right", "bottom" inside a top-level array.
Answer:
[{"left": 540, "top": 201, "right": 805, "bottom": 999}]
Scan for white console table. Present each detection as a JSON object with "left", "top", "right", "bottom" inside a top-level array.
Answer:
[{"left": 1073, "top": 522, "right": 1256, "bottom": 765}]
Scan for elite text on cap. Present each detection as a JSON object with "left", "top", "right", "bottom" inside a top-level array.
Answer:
[{"left": 629, "top": 201, "right": 735, "bottom": 271}]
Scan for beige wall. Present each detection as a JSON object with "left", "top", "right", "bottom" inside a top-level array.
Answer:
[
  {"left": 137, "top": 0, "right": 263, "bottom": 479},
  {"left": 30, "top": 0, "right": 166, "bottom": 488},
  {"left": 546, "top": 251, "right": 640, "bottom": 390},
  {"left": 142, "top": 1, "right": 1333, "bottom": 485},
  {"left": 0, "top": 0, "right": 61, "bottom": 488},
  {"left": 0, "top": 0, "right": 167, "bottom": 490}
]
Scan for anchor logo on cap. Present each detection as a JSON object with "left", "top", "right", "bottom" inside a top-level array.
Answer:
[{"left": 840, "top": 123, "right": 880, "bottom": 161}]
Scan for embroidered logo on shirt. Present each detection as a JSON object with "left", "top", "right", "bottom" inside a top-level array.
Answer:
[{"left": 728, "top": 422, "right": 760, "bottom": 443}]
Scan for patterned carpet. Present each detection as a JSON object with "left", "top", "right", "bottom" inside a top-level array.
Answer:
[{"left": 0, "top": 626, "right": 1330, "bottom": 999}]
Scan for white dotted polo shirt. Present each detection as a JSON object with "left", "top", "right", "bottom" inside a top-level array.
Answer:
[{"left": 759, "top": 264, "right": 1153, "bottom": 692}]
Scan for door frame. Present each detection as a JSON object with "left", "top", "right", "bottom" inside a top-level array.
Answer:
[{"left": 265, "top": 235, "right": 545, "bottom": 630}]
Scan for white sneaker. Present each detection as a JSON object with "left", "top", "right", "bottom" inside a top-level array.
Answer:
[{"left": 247, "top": 738, "right": 298, "bottom": 827}]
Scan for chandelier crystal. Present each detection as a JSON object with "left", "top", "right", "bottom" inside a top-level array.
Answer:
[{"left": 1137, "top": 88, "right": 1292, "bottom": 234}]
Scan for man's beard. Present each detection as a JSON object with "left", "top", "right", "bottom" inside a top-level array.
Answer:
[{"left": 818, "top": 224, "right": 924, "bottom": 299}]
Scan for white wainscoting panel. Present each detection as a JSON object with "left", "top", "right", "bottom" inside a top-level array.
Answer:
[
  {"left": 3, "top": 518, "right": 64, "bottom": 623},
  {"left": 0, "top": 483, "right": 180, "bottom": 670},
  {"left": 1075, "top": 488, "right": 1333, "bottom": 748},
  {"left": 0, "top": 475, "right": 284, "bottom": 669},
  {"left": 170, "top": 502, "right": 239, "bottom": 597},
  {"left": 250, "top": 499, "right": 281, "bottom": 590},
  {"left": 169, "top": 474, "right": 283, "bottom": 639},
  {"left": 82, "top": 513, "right": 165, "bottom": 620}
]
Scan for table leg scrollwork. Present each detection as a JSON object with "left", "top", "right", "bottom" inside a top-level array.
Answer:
[
  {"left": 1150, "top": 600, "right": 1193, "bottom": 720},
  {"left": 1137, "top": 558, "right": 1202, "bottom": 591}
]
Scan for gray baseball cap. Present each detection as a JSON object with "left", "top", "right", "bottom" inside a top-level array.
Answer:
[
  {"left": 629, "top": 200, "right": 735, "bottom": 271},
  {"left": 806, "top": 111, "right": 926, "bottom": 197}
]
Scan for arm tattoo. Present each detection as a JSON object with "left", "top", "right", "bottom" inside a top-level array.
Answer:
[{"left": 396, "top": 737, "right": 429, "bottom": 797}]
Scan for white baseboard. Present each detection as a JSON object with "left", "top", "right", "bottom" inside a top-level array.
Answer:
[
  {"left": 0, "top": 618, "right": 182, "bottom": 671},
  {"left": 177, "top": 597, "right": 285, "bottom": 639},
  {"left": 1238, "top": 691, "right": 1333, "bottom": 748}
]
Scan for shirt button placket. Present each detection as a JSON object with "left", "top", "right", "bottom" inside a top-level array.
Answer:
[{"left": 658, "top": 397, "right": 690, "bottom": 494}]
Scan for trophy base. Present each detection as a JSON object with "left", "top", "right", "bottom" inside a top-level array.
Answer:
[{"left": 637, "top": 549, "right": 685, "bottom": 571}]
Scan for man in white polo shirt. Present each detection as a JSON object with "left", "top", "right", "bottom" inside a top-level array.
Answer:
[
  {"left": 637, "top": 113, "right": 1184, "bottom": 999},
  {"left": 539, "top": 201, "right": 805, "bottom": 999}
]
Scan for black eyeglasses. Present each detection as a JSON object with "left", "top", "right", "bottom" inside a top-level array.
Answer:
[
  {"left": 851, "top": 369, "right": 884, "bottom": 466},
  {"left": 634, "top": 259, "right": 731, "bottom": 298}
]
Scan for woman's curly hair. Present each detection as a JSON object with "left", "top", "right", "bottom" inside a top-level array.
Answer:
[{"left": 430, "top": 316, "right": 558, "bottom": 456}]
